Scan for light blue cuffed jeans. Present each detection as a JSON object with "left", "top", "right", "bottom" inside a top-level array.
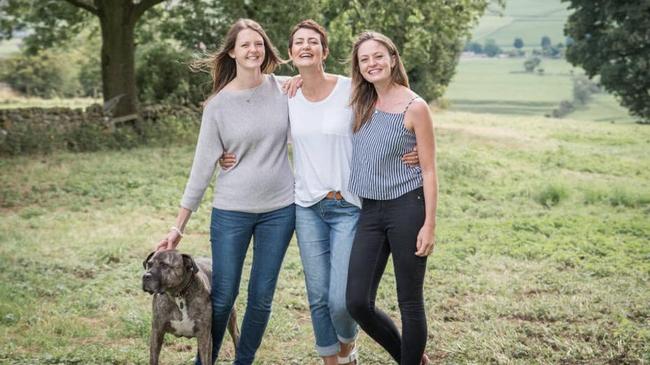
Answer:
[{"left": 296, "top": 198, "right": 360, "bottom": 357}]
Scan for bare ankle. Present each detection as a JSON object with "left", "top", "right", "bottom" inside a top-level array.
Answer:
[{"left": 338, "top": 341, "right": 354, "bottom": 356}]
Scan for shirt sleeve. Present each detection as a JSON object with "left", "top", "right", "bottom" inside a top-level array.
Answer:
[{"left": 180, "top": 101, "right": 224, "bottom": 212}]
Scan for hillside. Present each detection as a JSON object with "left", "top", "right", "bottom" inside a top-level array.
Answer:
[
  {"left": 445, "top": 0, "right": 633, "bottom": 122},
  {"left": 472, "top": 0, "right": 570, "bottom": 49}
]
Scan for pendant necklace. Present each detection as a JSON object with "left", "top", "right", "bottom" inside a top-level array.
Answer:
[{"left": 246, "top": 81, "right": 263, "bottom": 103}]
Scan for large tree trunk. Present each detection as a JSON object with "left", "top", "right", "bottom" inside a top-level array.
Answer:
[
  {"left": 63, "top": 0, "right": 165, "bottom": 119},
  {"left": 98, "top": 2, "right": 138, "bottom": 118}
]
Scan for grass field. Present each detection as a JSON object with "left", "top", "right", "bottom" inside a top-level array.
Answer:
[
  {"left": 0, "top": 39, "right": 21, "bottom": 59},
  {"left": 1, "top": 111, "right": 649, "bottom": 364},
  {"left": 445, "top": 58, "right": 635, "bottom": 122},
  {"left": 445, "top": 0, "right": 635, "bottom": 122},
  {"left": 0, "top": 94, "right": 101, "bottom": 109},
  {"left": 472, "top": 0, "right": 571, "bottom": 49}
]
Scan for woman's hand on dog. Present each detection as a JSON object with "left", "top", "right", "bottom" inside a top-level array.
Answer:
[{"left": 156, "top": 230, "right": 182, "bottom": 251}]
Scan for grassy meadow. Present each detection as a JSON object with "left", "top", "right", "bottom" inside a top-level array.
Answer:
[
  {"left": 445, "top": 58, "right": 635, "bottom": 123},
  {"left": 1, "top": 110, "right": 649, "bottom": 364},
  {"left": 471, "top": 0, "right": 570, "bottom": 50},
  {"left": 446, "top": 0, "right": 635, "bottom": 122}
]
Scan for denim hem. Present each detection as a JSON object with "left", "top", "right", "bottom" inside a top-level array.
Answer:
[
  {"left": 316, "top": 342, "right": 341, "bottom": 357},
  {"left": 337, "top": 333, "right": 357, "bottom": 344}
]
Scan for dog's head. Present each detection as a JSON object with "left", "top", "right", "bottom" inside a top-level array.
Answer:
[{"left": 141, "top": 250, "right": 198, "bottom": 295}]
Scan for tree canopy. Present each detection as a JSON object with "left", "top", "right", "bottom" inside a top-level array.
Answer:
[
  {"left": 563, "top": 0, "right": 650, "bottom": 122},
  {"left": 1, "top": 0, "right": 496, "bottom": 111}
]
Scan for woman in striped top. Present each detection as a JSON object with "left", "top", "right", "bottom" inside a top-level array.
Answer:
[{"left": 346, "top": 32, "right": 438, "bottom": 365}]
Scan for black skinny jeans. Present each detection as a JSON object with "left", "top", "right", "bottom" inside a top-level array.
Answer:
[{"left": 346, "top": 187, "right": 428, "bottom": 365}]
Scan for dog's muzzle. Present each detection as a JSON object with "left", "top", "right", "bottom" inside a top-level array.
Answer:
[{"left": 142, "top": 272, "right": 161, "bottom": 294}]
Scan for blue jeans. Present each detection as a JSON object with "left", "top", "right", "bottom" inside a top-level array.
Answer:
[
  {"left": 296, "top": 199, "right": 360, "bottom": 356},
  {"left": 196, "top": 204, "right": 295, "bottom": 365}
]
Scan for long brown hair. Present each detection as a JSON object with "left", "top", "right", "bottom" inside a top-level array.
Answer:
[
  {"left": 350, "top": 31, "right": 409, "bottom": 132},
  {"left": 191, "top": 19, "right": 283, "bottom": 100}
]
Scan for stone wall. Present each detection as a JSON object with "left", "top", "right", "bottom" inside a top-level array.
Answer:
[{"left": 0, "top": 104, "right": 201, "bottom": 155}]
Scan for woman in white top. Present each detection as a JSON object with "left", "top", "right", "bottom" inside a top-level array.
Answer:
[{"left": 221, "top": 19, "right": 417, "bottom": 365}]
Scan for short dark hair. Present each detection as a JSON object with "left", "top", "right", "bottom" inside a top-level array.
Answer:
[{"left": 288, "top": 19, "right": 329, "bottom": 54}]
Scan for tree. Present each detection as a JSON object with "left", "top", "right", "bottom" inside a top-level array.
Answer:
[
  {"left": 464, "top": 41, "right": 483, "bottom": 54},
  {"left": 1, "top": 0, "right": 498, "bottom": 107},
  {"left": 513, "top": 37, "right": 524, "bottom": 49},
  {"left": 541, "top": 35, "right": 552, "bottom": 49},
  {"left": 524, "top": 56, "right": 541, "bottom": 72},
  {"left": 321, "top": 0, "right": 496, "bottom": 101},
  {"left": 483, "top": 39, "right": 501, "bottom": 57},
  {"left": 1, "top": 0, "right": 166, "bottom": 118},
  {"left": 563, "top": 0, "right": 650, "bottom": 122}
]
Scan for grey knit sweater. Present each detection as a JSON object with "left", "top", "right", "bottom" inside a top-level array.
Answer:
[{"left": 180, "top": 74, "right": 294, "bottom": 213}]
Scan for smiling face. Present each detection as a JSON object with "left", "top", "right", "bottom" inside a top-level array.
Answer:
[
  {"left": 229, "top": 28, "right": 266, "bottom": 71},
  {"left": 356, "top": 39, "right": 395, "bottom": 85},
  {"left": 289, "top": 27, "right": 328, "bottom": 69}
]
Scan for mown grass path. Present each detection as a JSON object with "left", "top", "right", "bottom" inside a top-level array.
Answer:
[{"left": 1, "top": 111, "right": 648, "bottom": 364}]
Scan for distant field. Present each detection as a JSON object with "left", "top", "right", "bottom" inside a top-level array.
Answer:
[
  {"left": 0, "top": 39, "right": 21, "bottom": 59},
  {"left": 569, "top": 94, "right": 637, "bottom": 123},
  {"left": 450, "top": 0, "right": 634, "bottom": 123},
  {"left": 0, "top": 95, "right": 101, "bottom": 109},
  {"left": 472, "top": 0, "right": 570, "bottom": 49},
  {"left": 445, "top": 58, "right": 634, "bottom": 122},
  {"left": 445, "top": 58, "right": 571, "bottom": 116}
]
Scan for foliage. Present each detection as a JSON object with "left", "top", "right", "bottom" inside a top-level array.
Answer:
[
  {"left": 0, "top": 49, "right": 82, "bottom": 98},
  {"left": 523, "top": 56, "right": 541, "bottom": 72},
  {"left": 541, "top": 35, "right": 552, "bottom": 49},
  {"left": 0, "top": 31, "right": 101, "bottom": 98},
  {"left": 563, "top": 0, "right": 650, "bottom": 123},
  {"left": 465, "top": 41, "right": 484, "bottom": 54},
  {"left": 535, "top": 182, "right": 569, "bottom": 207},
  {"left": 572, "top": 74, "right": 601, "bottom": 105},
  {"left": 0, "top": 106, "right": 199, "bottom": 156},
  {"left": 483, "top": 39, "right": 501, "bottom": 57},
  {"left": 321, "top": 0, "right": 494, "bottom": 101},
  {"left": 0, "top": 0, "right": 92, "bottom": 54},
  {"left": 513, "top": 37, "right": 524, "bottom": 49},
  {"left": 135, "top": 41, "right": 211, "bottom": 105},
  {"left": 2, "top": 0, "right": 494, "bottom": 105},
  {"left": 551, "top": 100, "right": 575, "bottom": 118}
]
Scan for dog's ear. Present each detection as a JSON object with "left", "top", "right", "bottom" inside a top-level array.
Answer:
[
  {"left": 143, "top": 251, "right": 156, "bottom": 270},
  {"left": 182, "top": 254, "right": 199, "bottom": 275}
]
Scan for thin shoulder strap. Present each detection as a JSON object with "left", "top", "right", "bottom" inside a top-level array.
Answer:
[{"left": 403, "top": 96, "right": 420, "bottom": 114}]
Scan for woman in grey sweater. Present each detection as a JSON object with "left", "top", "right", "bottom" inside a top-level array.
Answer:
[{"left": 155, "top": 19, "right": 295, "bottom": 365}]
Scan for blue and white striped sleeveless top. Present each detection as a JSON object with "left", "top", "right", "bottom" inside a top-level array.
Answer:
[{"left": 348, "top": 98, "right": 423, "bottom": 200}]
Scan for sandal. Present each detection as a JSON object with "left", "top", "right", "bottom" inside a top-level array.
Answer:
[{"left": 337, "top": 344, "right": 358, "bottom": 364}]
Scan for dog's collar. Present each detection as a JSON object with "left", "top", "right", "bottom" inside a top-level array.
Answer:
[{"left": 167, "top": 272, "right": 194, "bottom": 298}]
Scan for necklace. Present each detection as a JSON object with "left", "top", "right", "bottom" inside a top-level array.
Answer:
[{"left": 245, "top": 80, "right": 263, "bottom": 103}]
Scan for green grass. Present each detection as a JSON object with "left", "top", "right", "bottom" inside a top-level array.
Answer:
[
  {"left": 445, "top": 57, "right": 634, "bottom": 122},
  {"left": 0, "top": 96, "right": 101, "bottom": 109},
  {"left": 0, "top": 38, "right": 21, "bottom": 59},
  {"left": 1, "top": 110, "right": 649, "bottom": 364},
  {"left": 446, "top": 58, "right": 574, "bottom": 115},
  {"left": 472, "top": 0, "right": 570, "bottom": 49},
  {"left": 568, "top": 93, "right": 637, "bottom": 123},
  {"left": 450, "top": 0, "right": 634, "bottom": 121}
]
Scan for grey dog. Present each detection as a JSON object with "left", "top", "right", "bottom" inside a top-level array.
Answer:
[{"left": 142, "top": 250, "right": 240, "bottom": 365}]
